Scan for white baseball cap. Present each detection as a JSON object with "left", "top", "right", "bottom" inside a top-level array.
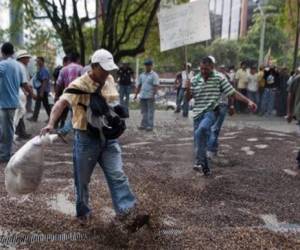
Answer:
[
  {"left": 91, "top": 49, "right": 118, "bottom": 71},
  {"left": 208, "top": 55, "right": 216, "bottom": 64},
  {"left": 16, "top": 50, "right": 31, "bottom": 60}
]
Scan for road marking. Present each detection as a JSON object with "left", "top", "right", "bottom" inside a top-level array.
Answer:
[{"left": 283, "top": 169, "right": 298, "bottom": 177}]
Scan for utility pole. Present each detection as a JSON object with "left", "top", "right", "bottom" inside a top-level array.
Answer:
[
  {"left": 258, "top": 2, "right": 266, "bottom": 66},
  {"left": 9, "top": 0, "right": 24, "bottom": 47}
]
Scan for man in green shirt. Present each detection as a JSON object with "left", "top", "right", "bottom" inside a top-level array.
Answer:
[
  {"left": 186, "top": 57, "right": 257, "bottom": 176},
  {"left": 287, "top": 74, "right": 300, "bottom": 168}
]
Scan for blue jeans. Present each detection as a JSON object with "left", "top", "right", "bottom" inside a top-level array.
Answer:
[
  {"left": 247, "top": 91, "right": 259, "bottom": 105},
  {"left": 58, "top": 109, "right": 73, "bottom": 135},
  {"left": 207, "top": 104, "right": 228, "bottom": 153},
  {"left": 176, "top": 88, "right": 189, "bottom": 117},
  {"left": 0, "top": 109, "right": 15, "bottom": 161},
  {"left": 73, "top": 130, "right": 136, "bottom": 217},
  {"left": 261, "top": 88, "right": 275, "bottom": 115},
  {"left": 140, "top": 98, "right": 155, "bottom": 129},
  {"left": 119, "top": 85, "right": 132, "bottom": 109},
  {"left": 194, "top": 111, "right": 217, "bottom": 169}
]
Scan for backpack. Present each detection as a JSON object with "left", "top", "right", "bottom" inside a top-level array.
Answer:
[{"left": 64, "top": 87, "right": 128, "bottom": 140}]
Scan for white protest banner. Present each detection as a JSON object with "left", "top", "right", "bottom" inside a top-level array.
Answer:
[{"left": 158, "top": 0, "right": 211, "bottom": 52}]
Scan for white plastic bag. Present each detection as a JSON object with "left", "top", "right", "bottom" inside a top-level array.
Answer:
[{"left": 5, "top": 134, "right": 58, "bottom": 195}]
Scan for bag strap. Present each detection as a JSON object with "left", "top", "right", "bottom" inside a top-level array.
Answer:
[{"left": 64, "top": 88, "right": 90, "bottom": 95}]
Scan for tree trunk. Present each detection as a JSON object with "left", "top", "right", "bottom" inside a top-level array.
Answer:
[{"left": 293, "top": 0, "right": 300, "bottom": 69}]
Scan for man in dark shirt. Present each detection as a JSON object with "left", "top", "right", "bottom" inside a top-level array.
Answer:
[{"left": 117, "top": 63, "right": 134, "bottom": 110}]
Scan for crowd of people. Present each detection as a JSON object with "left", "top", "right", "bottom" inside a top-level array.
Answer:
[{"left": 0, "top": 41, "right": 299, "bottom": 232}]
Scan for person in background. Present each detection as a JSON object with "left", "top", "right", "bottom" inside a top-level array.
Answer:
[
  {"left": 53, "top": 55, "right": 71, "bottom": 129},
  {"left": 276, "top": 67, "right": 289, "bottom": 117},
  {"left": 260, "top": 66, "right": 279, "bottom": 116},
  {"left": 185, "top": 57, "right": 257, "bottom": 176},
  {"left": 117, "top": 62, "right": 134, "bottom": 111},
  {"left": 235, "top": 62, "right": 248, "bottom": 113},
  {"left": 247, "top": 66, "right": 259, "bottom": 107},
  {"left": 41, "top": 49, "right": 149, "bottom": 231},
  {"left": 257, "top": 65, "right": 265, "bottom": 113},
  {"left": 228, "top": 66, "right": 236, "bottom": 83},
  {"left": 15, "top": 50, "right": 33, "bottom": 140},
  {"left": 287, "top": 71, "right": 300, "bottom": 169},
  {"left": 175, "top": 63, "right": 194, "bottom": 117},
  {"left": 134, "top": 59, "right": 159, "bottom": 131},
  {"left": 0, "top": 43, "right": 33, "bottom": 163},
  {"left": 174, "top": 72, "right": 183, "bottom": 113},
  {"left": 53, "top": 56, "right": 70, "bottom": 96},
  {"left": 27, "top": 56, "right": 51, "bottom": 122},
  {"left": 55, "top": 52, "right": 83, "bottom": 136}
]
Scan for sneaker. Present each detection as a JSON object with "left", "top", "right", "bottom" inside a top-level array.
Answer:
[
  {"left": 202, "top": 167, "right": 212, "bottom": 177},
  {"left": 193, "top": 164, "right": 202, "bottom": 172},
  {"left": 27, "top": 117, "right": 37, "bottom": 122},
  {"left": 76, "top": 213, "right": 93, "bottom": 226},
  {"left": 146, "top": 127, "right": 153, "bottom": 132}
]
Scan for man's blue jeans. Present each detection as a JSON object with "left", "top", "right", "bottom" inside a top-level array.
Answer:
[
  {"left": 140, "top": 98, "right": 155, "bottom": 129},
  {"left": 207, "top": 104, "right": 228, "bottom": 153},
  {"left": 176, "top": 88, "right": 189, "bottom": 117},
  {"left": 194, "top": 111, "right": 217, "bottom": 168},
  {"left": 247, "top": 91, "right": 259, "bottom": 105},
  {"left": 0, "top": 109, "right": 15, "bottom": 162},
  {"left": 119, "top": 85, "right": 132, "bottom": 109},
  {"left": 73, "top": 130, "right": 136, "bottom": 217},
  {"left": 261, "top": 88, "right": 275, "bottom": 115}
]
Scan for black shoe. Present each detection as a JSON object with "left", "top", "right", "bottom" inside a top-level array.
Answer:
[
  {"left": 174, "top": 109, "right": 180, "bottom": 113},
  {"left": 27, "top": 117, "right": 37, "bottom": 122},
  {"left": 202, "top": 168, "right": 212, "bottom": 177},
  {"left": 146, "top": 127, "right": 153, "bottom": 132},
  {"left": 126, "top": 214, "right": 150, "bottom": 233},
  {"left": 138, "top": 126, "right": 146, "bottom": 130},
  {"left": 18, "top": 133, "right": 32, "bottom": 140}
]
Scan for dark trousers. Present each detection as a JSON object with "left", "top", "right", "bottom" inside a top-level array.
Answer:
[
  {"left": 32, "top": 91, "right": 51, "bottom": 121},
  {"left": 15, "top": 118, "right": 26, "bottom": 136},
  {"left": 236, "top": 88, "right": 247, "bottom": 113}
]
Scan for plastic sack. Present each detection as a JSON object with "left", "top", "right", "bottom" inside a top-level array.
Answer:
[{"left": 5, "top": 134, "right": 58, "bottom": 195}]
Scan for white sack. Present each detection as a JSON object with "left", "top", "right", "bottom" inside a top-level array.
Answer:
[{"left": 5, "top": 134, "right": 58, "bottom": 195}]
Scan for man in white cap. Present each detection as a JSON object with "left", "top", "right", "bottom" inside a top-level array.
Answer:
[
  {"left": 41, "top": 49, "right": 149, "bottom": 231},
  {"left": 15, "top": 50, "right": 33, "bottom": 140}
]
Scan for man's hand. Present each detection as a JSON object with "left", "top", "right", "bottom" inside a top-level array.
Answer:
[
  {"left": 248, "top": 101, "right": 257, "bottom": 113},
  {"left": 286, "top": 113, "right": 293, "bottom": 123},
  {"left": 228, "top": 105, "right": 235, "bottom": 116},
  {"left": 133, "top": 94, "right": 138, "bottom": 101},
  {"left": 40, "top": 124, "right": 54, "bottom": 136}
]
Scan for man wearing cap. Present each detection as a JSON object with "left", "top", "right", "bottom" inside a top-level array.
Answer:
[
  {"left": 15, "top": 50, "right": 33, "bottom": 140},
  {"left": 175, "top": 63, "right": 194, "bottom": 117},
  {"left": 186, "top": 57, "right": 257, "bottom": 176},
  {"left": 134, "top": 59, "right": 159, "bottom": 131},
  {"left": 41, "top": 49, "right": 148, "bottom": 230},
  {"left": 0, "top": 43, "right": 33, "bottom": 163},
  {"left": 287, "top": 71, "right": 300, "bottom": 169}
]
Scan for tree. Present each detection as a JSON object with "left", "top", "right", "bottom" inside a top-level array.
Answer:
[
  {"left": 239, "top": 4, "right": 288, "bottom": 66},
  {"left": 279, "top": 0, "right": 300, "bottom": 69},
  {"left": 23, "top": 0, "right": 161, "bottom": 64}
]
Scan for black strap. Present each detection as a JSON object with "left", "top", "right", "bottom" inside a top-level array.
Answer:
[{"left": 64, "top": 88, "right": 90, "bottom": 95}]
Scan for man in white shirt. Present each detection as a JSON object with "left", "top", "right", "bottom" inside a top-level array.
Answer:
[
  {"left": 175, "top": 63, "right": 194, "bottom": 117},
  {"left": 15, "top": 50, "right": 33, "bottom": 140},
  {"left": 247, "top": 66, "right": 259, "bottom": 106}
]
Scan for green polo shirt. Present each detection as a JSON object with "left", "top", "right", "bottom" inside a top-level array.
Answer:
[
  {"left": 191, "top": 71, "right": 235, "bottom": 119},
  {"left": 288, "top": 75, "right": 300, "bottom": 121}
]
